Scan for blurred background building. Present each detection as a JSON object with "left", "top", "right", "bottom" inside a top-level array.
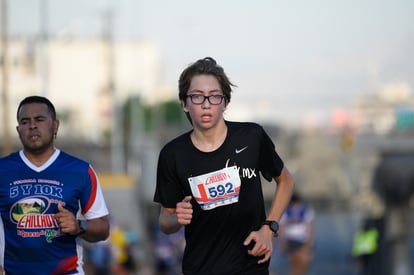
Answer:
[{"left": 3, "top": 37, "right": 163, "bottom": 142}]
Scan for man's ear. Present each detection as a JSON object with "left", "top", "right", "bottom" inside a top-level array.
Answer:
[
  {"left": 53, "top": 119, "right": 60, "bottom": 134},
  {"left": 181, "top": 100, "right": 188, "bottom": 112}
]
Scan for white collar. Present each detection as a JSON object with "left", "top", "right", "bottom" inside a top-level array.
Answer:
[{"left": 19, "top": 148, "right": 61, "bottom": 172}]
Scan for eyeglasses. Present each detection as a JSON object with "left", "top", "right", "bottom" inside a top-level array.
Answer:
[{"left": 187, "top": 94, "right": 225, "bottom": 105}]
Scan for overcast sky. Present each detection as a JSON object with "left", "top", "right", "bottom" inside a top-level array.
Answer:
[{"left": 7, "top": 0, "right": 414, "bottom": 127}]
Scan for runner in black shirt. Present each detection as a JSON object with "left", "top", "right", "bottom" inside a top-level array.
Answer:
[{"left": 154, "top": 57, "right": 294, "bottom": 275}]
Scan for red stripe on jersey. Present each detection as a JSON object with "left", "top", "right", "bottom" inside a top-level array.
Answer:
[
  {"left": 83, "top": 166, "right": 98, "bottom": 214},
  {"left": 52, "top": 255, "right": 78, "bottom": 275}
]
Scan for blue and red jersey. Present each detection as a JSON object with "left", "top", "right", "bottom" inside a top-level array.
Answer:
[{"left": 0, "top": 149, "right": 109, "bottom": 275}]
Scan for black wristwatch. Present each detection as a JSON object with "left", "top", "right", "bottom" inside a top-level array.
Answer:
[
  {"left": 77, "top": 220, "right": 88, "bottom": 236},
  {"left": 263, "top": 220, "right": 279, "bottom": 237}
]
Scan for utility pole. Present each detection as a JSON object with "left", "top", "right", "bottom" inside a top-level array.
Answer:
[
  {"left": 40, "top": 0, "right": 49, "bottom": 97},
  {"left": 1, "top": 0, "right": 12, "bottom": 155},
  {"left": 103, "top": 8, "right": 124, "bottom": 173}
]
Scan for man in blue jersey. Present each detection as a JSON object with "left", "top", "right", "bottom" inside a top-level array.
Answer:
[
  {"left": 0, "top": 96, "right": 110, "bottom": 275},
  {"left": 154, "top": 57, "right": 294, "bottom": 274}
]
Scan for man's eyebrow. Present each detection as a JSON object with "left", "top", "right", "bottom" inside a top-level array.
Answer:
[{"left": 19, "top": 115, "right": 47, "bottom": 121}]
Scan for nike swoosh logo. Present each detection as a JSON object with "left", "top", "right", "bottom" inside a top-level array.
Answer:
[{"left": 235, "top": 146, "right": 248, "bottom": 154}]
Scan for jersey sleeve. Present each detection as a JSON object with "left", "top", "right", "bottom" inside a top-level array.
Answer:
[
  {"left": 153, "top": 147, "right": 186, "bottom": 208},
  {"left": 304, "top": 206, "right": 315, "bottom": 222},
  {"left": 258, "top": 126, "right": 284, "bottom": 181},
  {"left": 0, "top": 218, "right": 4, "bottom": 268},
  {"left": 80, "top": 165, "right": 109, "bottom": 220}
]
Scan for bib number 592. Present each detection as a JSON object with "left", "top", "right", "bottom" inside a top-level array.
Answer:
[{"left": 207, "top": 182, "right": 234, "bottom": 198}]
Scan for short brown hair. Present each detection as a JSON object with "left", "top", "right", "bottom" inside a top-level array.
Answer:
[{"left": 178, "top": 57, "right": 236, "bottom": 103}]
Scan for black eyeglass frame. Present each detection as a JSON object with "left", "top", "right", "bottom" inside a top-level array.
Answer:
[{"left": 187, "top": 94, "right": 225, "bottom": 105}]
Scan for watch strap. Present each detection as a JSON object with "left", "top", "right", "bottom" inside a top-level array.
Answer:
[
  {"left": 77, "top": 220, "right": 87, "bottom": 236},
  {"left": 263, "top": 220, "right": 279, "bottom": 237}
]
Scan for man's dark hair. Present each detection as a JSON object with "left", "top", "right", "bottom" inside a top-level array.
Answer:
[
  {"left": 290, "top": 192, "right": 301, "bottom": 203},
  {"left": 178, "top": 57, "right": 236, "bottom": 103},
  {"left": 17, "top": 95, "right": 57, "bottom": 121}
]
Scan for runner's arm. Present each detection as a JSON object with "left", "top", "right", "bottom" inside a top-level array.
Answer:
[
  {"left": 159, "top": 196, "right": 193, "bottom": 234},
  {"left": 265, "top": 167, "right": 294, "bottom": 223},
  {"left": 159, "top": 207, "right": 182, "bottom": 234}
]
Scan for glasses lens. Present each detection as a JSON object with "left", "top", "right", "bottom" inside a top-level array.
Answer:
[
  {"left": 190, "top": 95, "right": 204, "bottom": 104},
  {"left": 209, "top": 95, "right": 223, "bottom": 105}
]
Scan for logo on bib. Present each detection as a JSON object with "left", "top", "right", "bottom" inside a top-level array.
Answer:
[{"left": 188, "top": 166, "right": 241, "bottom": 210}]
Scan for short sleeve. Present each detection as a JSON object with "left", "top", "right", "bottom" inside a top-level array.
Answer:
[
  {"left": 258, "top": 127, "right": 284, "bottom": 181},
  {"left": 153, "top": 148, "right": 185, "bottom": 208}
]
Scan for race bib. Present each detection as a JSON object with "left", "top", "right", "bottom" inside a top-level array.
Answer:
[
  {"left": 286, "top": 223, "right": 307, "bottom": 240},
  {"left": 188, "top": 166, "right": 241, "bottom": 210}
]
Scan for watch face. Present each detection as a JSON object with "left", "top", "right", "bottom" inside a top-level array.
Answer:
[
  {"left": 264, "top": 220, "right": 279, "bottom": 235},
  {"left": 270, "top": 221, "right": 279, "bottom": 232},
  {"left": 79, "top": 220, "right": 87, "bottom": 234}
]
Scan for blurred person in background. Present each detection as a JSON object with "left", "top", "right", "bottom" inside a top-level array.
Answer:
[
  {"left": 110, "top": 223, "right": 137, "bottom": 274},
  {"left": 351, "top": 218, "right": 379, "bottom": 275},
  {"left": 153, "top": 57, "right": 294, "bottom": 274},
  {"left": 278, "top": 192, "right": 315, "bottom": 275},
  {"left": 88, "top": 239, "right": 113, "bottom": 275},
  {"left": 0, "top": 95, "right": 110, "bottom": 275},
  {"left": 153, "top": 226, "right": 185, "bottom": 275}
]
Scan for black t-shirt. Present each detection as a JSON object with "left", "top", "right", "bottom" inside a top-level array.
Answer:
[{"left": 154, "top": 121, "right": 284, "bottom": 275}]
